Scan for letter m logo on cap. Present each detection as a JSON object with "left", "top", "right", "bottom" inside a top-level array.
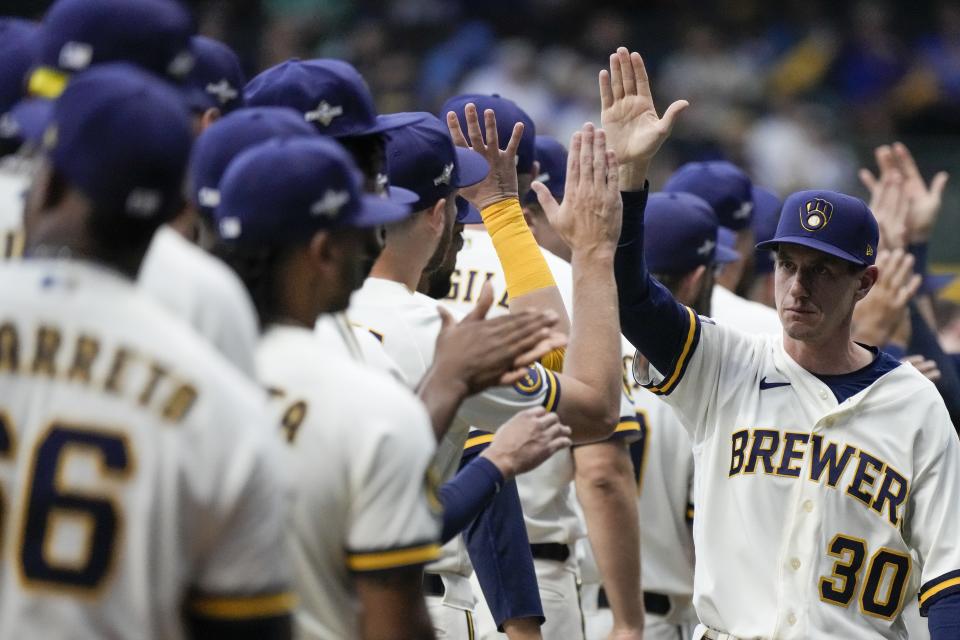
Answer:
[{"left": 800, "top": 198, "right": 833, "bottom": 232}]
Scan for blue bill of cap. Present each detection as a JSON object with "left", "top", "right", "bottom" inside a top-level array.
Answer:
[
  {"left": 352, "top": 193, "right": 411, "bottom": 228},
  {"left": 6, "top": 98, "right": 53, "bottom": 145},
  {"left": 454, "top": 146, "right": 489, "bottom": 188},
  {"left": 364, "top": 111, "right": 425, "bottom": 136},
  {"left": 756, "top": 235, "right": 868, "bottom": 266},
  {"left": 715, "top": 244, "right": 741, "bottom": 264},
  {"left": 387, "top": 185, "right": 419, "bottom": 206},
  {"left": 456, "top": 196, "right": 483, "bottom": 224}
]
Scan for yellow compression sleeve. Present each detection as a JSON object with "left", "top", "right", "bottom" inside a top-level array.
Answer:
[{"left": 480, "top": 198, "right": 556, "bottom": 298}]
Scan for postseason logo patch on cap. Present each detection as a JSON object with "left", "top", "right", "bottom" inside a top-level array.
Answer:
[
  {"left": 305, "top": 101, "right": 343, "bottom": 127},
  {"left": 800, "top": 198, "right": 833, "bottom": 232}
]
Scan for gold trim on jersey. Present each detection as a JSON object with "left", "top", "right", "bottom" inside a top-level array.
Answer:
[
  {"left": 346, "top": 542, "right": 441, "bottom": 572},
  {"left": 646, "top": 307, "right": 697, "bottom": 395},
  {"left": 920, "top": 575, "right": 960, "bottom": 607},
  {"left": 189, "top": 591, "right": 297, "bottom": 619},
  {"left": 542, "top": 368, "right": 560, "bottom": 412},
  {"left": 614, "top": 418, "right": 640, "bottom": 433},
  {"left": 463, "top": 434, "right": 494, "bottom": 450}
]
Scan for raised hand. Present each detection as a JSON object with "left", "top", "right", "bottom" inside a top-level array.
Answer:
[
  {"left": 531, "top": 123, "right": 622, "bottom": 255},
  {"left": 446, "top": 103, "right": 524, "bottom": 209},
  {"left": 482, "top": 407, "right": 573, "bottom": 479},
  {"left": 860, "top": 165, "right": 909, "bottom": 251},
  {"left": 858, "top": 142, "right": 949, "bottom": 244},
  {"left": 852, "top": 248, "right": 922, "bottom": 347},
  {"left": 599, "top": 46, "right": 688, "bottom": 188},
  {"left": 903, "top": 354, "right": 942, "bottom": 383}
]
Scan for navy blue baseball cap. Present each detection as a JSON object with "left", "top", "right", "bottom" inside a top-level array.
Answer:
[
  {"left": 30, "top": 0, "right": 195, "bottom": 100},
  {"left": 188, "top": 106, "right": 317, "bottom": 218},
  {"left": 184, "top": 36, "right": 245, "bottom": 114},
  {"left": 643, "top": 192, "right": 740, "bottom": 274},
  {"left": 525, "top": 135, "right": 567, "bottom": 204},
  {"left": 381, "top": 112, "right": 489, "bottom": 213},
  {"left": 215, "top": 136, "right": 411, "bottom": 248},
  {"left": 0, "top": 19, "right": 39, "bottom": 115},
  {"left": 756, "top": 190, "right": 879, "bottom": 266},
  {"left": 751, "top": 186, "right": 782, "bottom": 274},
  {"left": 244, "top": 59, "right": 421, "bottom": 138},
  {"left": 663, "top": 161, "right": 754, "bottom": 231},
  {"left": 441, "top": 93, "right": 537, "bottom": 174},
  {"left": 42, "top": 63, "right": 192, "bottom": 221}
]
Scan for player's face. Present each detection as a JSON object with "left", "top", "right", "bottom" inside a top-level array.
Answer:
[
  {"left": 774, "top": 245, "right": 865, "bottom": 343},
  {"left": 328, "top": 226, "right": 382, "bottom": 311},
  {"left": 421, "top": 197, "right": 463, "bottom": 299}
]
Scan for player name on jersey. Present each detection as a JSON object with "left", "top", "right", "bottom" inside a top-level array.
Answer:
[{"left": 0, "top": 321, "right": 198, "bottom": 423}]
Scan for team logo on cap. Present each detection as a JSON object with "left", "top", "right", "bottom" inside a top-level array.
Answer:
[
  {"left": 311, "top": 189, "right": 350, "bottom": 219},
  {"left": 125, "top": 188, "right": 162, "bottom": 218},
  {"left": 205, "top": 80, "right": 238, "bottom": 105},
  {"left": 305, "top": 101, "right": 343, "bottom": 127},
  {"left": 732, "top": 201, "right": 754, "bottom": 220},
  {"left": 167, "top": 51, "right": 195, "bottom": 79},
  {"left": 198, "top": 187, "right": 221, "bottom": 208},
  {"left": 696, "top": 238, "right": 716, "bottom": 257},
  {"left": 433, "top": 163, "right": 454, "bottom": 186},
  {"left": 535, "top": 171, "right": 551, "bottom": 184},
  {"left": 58, "top": 42, "right": 93, "bottom": 71},
  {"left": 219, "top": 217, "right": 242, "bottom": 239},
  {"left": 800, "top": 198, "right": 833, "bottom": 232}
]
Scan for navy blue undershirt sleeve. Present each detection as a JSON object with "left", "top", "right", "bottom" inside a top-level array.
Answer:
[
  {"left": 907, "top": 303, "right": 960, "bottom": 427},
  {"left": 928, "top": 592, "right": 960, "bottom": 639},
  {"left": 615, "top": 187, "right": 701, "bottom": 378},
  {"left": 438, "top": 456, "right": 503, "bottom": 544},
  {"left": 460, "top": 448, "right": 543, "bottom": 629}
]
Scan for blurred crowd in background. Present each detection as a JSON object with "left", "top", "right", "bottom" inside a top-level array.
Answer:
[{"left": 9, "top": 0, "right": 960, "bottom": 270}]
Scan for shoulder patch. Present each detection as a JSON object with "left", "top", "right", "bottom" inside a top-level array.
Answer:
[{"left": 512, "top": 366, "right": 544, "bottom": 397}]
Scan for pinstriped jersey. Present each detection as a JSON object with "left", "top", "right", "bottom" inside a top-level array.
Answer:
[
  {"left": 636, "top": 313, "right": 960, "bottom": 639},
  {"left": 256, "top": 325, "right": 440, "bottom": 640},
  {"left": 0, "top": 260, "right": 293, "bottom": 639},
  {"left": 448, "top": 229, "right": 640, "bottom": 545}
]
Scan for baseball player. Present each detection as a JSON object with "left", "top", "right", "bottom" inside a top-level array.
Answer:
[
  {"left": 183, "top": 35, "right": 246, "bottom": 134},
  {"left": 586, "top": 192, "right": 741, "bottom": 640},
  {"left": 349, "top": 108, "right": 623, "bottom": 637},
  {"left": 605, "top": 46, "right": 960, "bottom": 639},
  {"left": 145, "top": 106, "right": 318, "bottom": 378},
  {"left": 211, "top": 134, "right": 441, "bottom": 639},
  {"left": 450, "top": 134, "right": 644, "bottom": 640},
  {"left": 0, "top": 64, "right": 292, "bottom": 639},
  {"left": 664, "top": 161, "right": 781, "bottom": 335}
]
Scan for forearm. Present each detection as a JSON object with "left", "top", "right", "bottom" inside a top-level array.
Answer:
[
  {"left": 574, "top": 443, "right": 644, "bottom": 632},
  {"left": 416, "top": 368, "right": 468, "bottom": 441},
  {"left": 465, "top": 479, "right": 544, "bottom": 629},
  {"left": 615, "top": 188, "right": 699, "bottom": 376},
  {"left": 438, "top": 456, "right": 504, "bottom": 544},
  {"left": 481, "top": 198, "right": 571, "bottom": 334},
  {"left": 561, "top": 248, "right": 621, "bottom": 440},
  {"left": 908, "top": 303, "right": 960, "bottom": 425},
  {"left": 356, "top": 569, "right": 435, "bottom": 640}
]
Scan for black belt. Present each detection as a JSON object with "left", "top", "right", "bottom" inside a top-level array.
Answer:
[
  {"left": 423, "top": 572, "right": 445, "bottom": 597},
  {"left": 597, "top": 587, "right": 671, "bottom": 616},
  {"left": 529, "top": 542, "right": 570, "bottom": 562}
]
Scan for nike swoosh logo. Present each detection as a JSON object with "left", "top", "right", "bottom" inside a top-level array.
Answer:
[{"left": 759, "top": 377, "right": 791, "bottom": 390}]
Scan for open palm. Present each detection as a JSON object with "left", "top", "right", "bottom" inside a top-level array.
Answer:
[{"left": 600, "top": 47, "right": 688, "bottom": 170}]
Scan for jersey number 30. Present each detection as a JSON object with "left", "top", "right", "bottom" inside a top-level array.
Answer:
[
  {"left": 1, "top": 413, "right": 132, "bottom": 594},
  {"left": 819, "top": 533, "right": 911, "bottom": 620}
]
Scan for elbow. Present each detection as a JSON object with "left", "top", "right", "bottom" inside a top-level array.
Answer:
[{"left": 570, "top": 408, "right": 619, "bottom": 444}]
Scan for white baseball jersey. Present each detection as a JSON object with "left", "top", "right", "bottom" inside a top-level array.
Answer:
[
  {"left": 139, "top": 225, "right": 259, "bottom": 378},
  {"left": 710, "top": 284, "right": 781, "bottom": 335},
  {"left": 0, "top": 259, "right": 292, "bottom": 639},
  {"left": 448, "top": 229, "right": 639, "bottom": 546},
  {"left": 349, "top": 275, "right": 561, "bottom": 580},
  {"left": 0, "top": 156, "right": 31, "bottom": 260},
  {"left": 314, "top": 311, "right": 408, "bottom": 384},
  {"left": 256, "top": 325, "right": 441, "bottom": 640},
  {"left": 636, "top": 314, "right": 960, "bottom": 638},
  {"left": 628, "top": 379, "right": 697, "bottom": 623}
]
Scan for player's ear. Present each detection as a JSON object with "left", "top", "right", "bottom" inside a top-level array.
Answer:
[
  {"left": 307, "top": 229, "right": 336, "bottom": 267},
  {"left": 678, "top": 265, "right": 708, "bottom": 304},
  {"left": 854, "top": 265, "right": 880, "bottom": 301},
  {"left": 427, "top": 198, "right": 446, "bottom": 235},
  {"left": 198, "top": 107, "right": 222, "bottom": 133}
]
